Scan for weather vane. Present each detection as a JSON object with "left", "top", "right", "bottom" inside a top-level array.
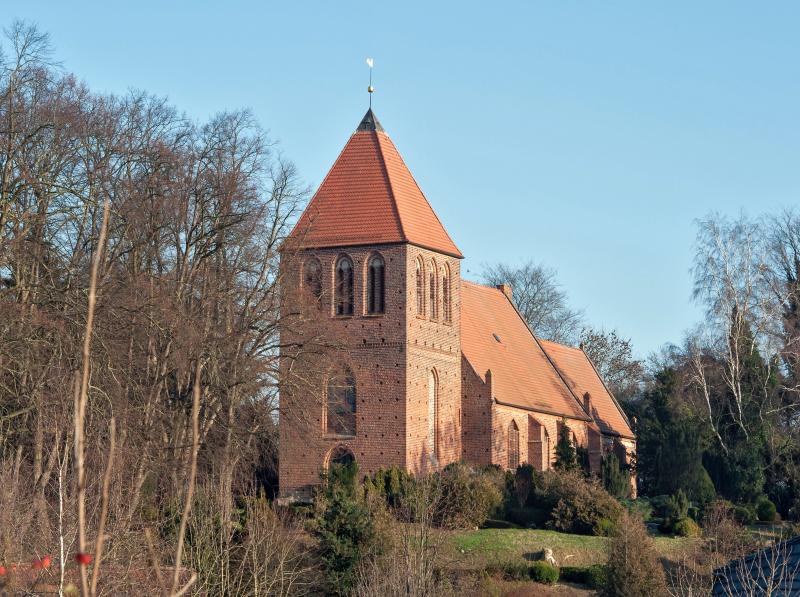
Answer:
[{"left": 366, "top": 57, "right": 374, "bottom": 108}]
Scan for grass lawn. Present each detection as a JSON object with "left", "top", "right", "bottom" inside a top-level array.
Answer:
[{"left": 441, "top": 527, "right": 698, "bottom": 570}]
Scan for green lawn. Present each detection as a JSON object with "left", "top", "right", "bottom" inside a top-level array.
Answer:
[{"left": 441, "top": 528, "right": 698, "bottom": 570}]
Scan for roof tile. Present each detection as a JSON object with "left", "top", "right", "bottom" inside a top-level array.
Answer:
[
  {"left": 460, "top": 281, "right": 588, "bottom": 420},
  {"left": 539, "top": 339, "right": 635, "bottom": 438},
  {"left": 288, "top": 110, "right": 462, "bottom": 258}
]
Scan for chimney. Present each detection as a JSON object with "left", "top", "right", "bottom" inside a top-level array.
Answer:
[
  {"left": 583, "top": 392, "right": 592, "bottom": 414},
  {"left": 496, "top": 283, "right": 513, "bottom": 301},
  {"left": 485, "top": 369, "right": 493, "bottom": 400}
]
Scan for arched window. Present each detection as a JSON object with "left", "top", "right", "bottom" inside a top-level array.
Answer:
[
  {"left": 367, "top": 254, "right": 385, "bottom": 314},
  {"left": 326, "top": 368, "right": 356, "bottom": 436},
  {"left": 335, "top": 255, "right": 354, "bottom": 316},
  {"left": 415, "top": 258, "right": 425, "bottom": 316},
  {"left": 428, "top": 261, "right": 438, "bottom": 320},
  {"left": 427, "top": 369, "right": 438, "bottom": 458},
  {"left": 328, "top": 445, "right": 355, "bottom": 467},
  {"left": 441, "top": 265, "right": 451, "bottom": 323},
  {"left": 508, "top": 420, "right": 520, "bottom": 470},
  {"left": 304, "top": 257, "right": 322, "bottom": 305}
]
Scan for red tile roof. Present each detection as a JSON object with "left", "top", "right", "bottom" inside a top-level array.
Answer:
[
  {"left": 460, "top": 281, "right": 589, "bottom": 420},
  {"left": 539, "top": 339, "right": 635, "bottom": 439},
  {"left": 287, "top": 110, "right": 462, "bottom": 258}
]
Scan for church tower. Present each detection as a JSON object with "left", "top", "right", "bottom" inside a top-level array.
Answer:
[{"left": 279, "top": 109, "right": 463, "bottom": 499}]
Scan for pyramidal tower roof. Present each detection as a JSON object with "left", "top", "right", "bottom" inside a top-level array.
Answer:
[{"left": 287, "top": 109, "right": 462, "bottom": 258}]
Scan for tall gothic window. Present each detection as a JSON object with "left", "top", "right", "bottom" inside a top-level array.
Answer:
[
  {"left": 335, "top": 255, "right": 354, "bottom": 316},
  {"left": 441, "top": 265, "right": 451, "bottom": 322},
  {"left": 326, "top": 368, "right": 356, "bottom": 436},
  {"left": 367, "top": 254, "right": 385, "bottom": 314},
  {"left": 304, "top": 257, "right": 322, "bottom": 305},
  {"left": 428, "top": 261, "right": 438, "bottom": 320},
  {"left": 427, "top": 369, "right": 438, "bottom": 458},
  {"left": 508, "top": 420, "right": 520, "bottom": 470},
  {"left": 415, "top": 258, "right": 425, "bottom": 316}
]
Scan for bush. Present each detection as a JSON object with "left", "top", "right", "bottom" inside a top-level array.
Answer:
[
  {"left": 659, "top": 489, "right": 691, "bottom": 534},
  {"left": 561, "top": 565, "right": 608, "bottom": 589},
  {"left": 537, "top": 469, "right": 623, "bottom": 536},
  {"left": 500, "top": 562, "right": 530, "bottom": 581},
  {"left": 732, "top": 504, "right": 756, "bottom": 525},
  {"left": 672, "top": 517, "right": 701, "bottom": 537},
  {"left": 528, "top": 561, "right": 559, "bottom": 584},
  {"left": 604, "top": 511, "right": 668, "bottom": 596},
  {"left": 756, "top": 497, "right": 778, "bottom": 522},
  {"left": 664, "top": 489, "right": 689, "bottom": 522},
  {"left": 433, "top": 462, "right": 504, "bottom": 529},
  {"left": 596, "top": 517, "right": 616, "bottom": 537},
  {"left": 622, "top": 498, "right": 653, "bottom": 522}
]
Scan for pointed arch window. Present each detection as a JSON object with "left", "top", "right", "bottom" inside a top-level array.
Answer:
[
  {"left": 335, "top": 255, "right": 354, "bottom": 316},
  {"left": 326, "top": 368, "right": 356, "bottom": 436},
  {"left": 415, "top": 258, "right": 425, "bottom": 316},
  {"left": 428, "top": 261, "right": 438, "bottom": 320},
  {"left": 427, "top": 369, "right": 438, "bottom": 458},
  {"left": 441, "top": 264, "right": 451, "bottom": 323},
  {"left": 508, "top": 420, "right": 520, "bottom": 470},
  {"left": 304, "top": 257, "right": 322, "bottom": 305},
  {"left": 367, "top": 254, "right": 385, "bottom": 314}
]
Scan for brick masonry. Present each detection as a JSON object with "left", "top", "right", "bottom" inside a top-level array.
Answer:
[{"left": 279, "top": 241, "right": 636, "bottom": 500}]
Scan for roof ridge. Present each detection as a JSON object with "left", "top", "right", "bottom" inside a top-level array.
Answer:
[
  {"left": 577, "top": 345, "right": 635, "bottom": 436},
  {"left": 285, "top": 130, "right": 358, "bottom": 243},
  {"left": 372, "top": 131, "right": 408, "bottom": 242}
]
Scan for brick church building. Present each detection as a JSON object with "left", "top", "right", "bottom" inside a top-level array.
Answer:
[{"left": 279, "top": 109, "right": 635, "bottom": 500}]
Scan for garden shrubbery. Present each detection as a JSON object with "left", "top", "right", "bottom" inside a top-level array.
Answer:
[
  {"left": 485, "top": 561, "right": 559, "bottom": 584},
  {"left": 536, "top": 469, "right": 623, "bottom": 536},
  {"left": 561, "top": 565, "right": 608, "bottom": 589},
  {"left": 756, "top": 496, "right": 778, "bottom": 522},
  {"left": 432, "top": 463, "right": 505, "bottom": 529}
]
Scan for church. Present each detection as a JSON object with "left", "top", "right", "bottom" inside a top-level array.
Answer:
[{"left": 278, "top": 108, "right": 635, "bottom": 500}]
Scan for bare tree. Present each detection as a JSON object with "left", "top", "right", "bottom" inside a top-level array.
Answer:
[
  {"left": 580, "top": 327, "right": 644, "bottom": 401},
  {"left": 480, "top": 261, "right": 584, "bottom": 343}
]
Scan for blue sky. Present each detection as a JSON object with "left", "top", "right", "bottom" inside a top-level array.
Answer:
[{"left": 8, "top": 1, "right": 799, "bottom": 357}]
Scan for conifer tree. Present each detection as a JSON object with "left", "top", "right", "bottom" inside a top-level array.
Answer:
[{"left": 554, "top": 419, "right": 578, "bottom": 471}]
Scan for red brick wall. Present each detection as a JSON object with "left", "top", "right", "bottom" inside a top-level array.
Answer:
[
  {"left": 279, "top": 244, "right": 410, "bottom": 499},
  {"left": 460, "top": 357, "right": 492, "bottom": 465},
  {"left": 279, "top": 242, "right": 464, "bottom": 498},
  {"left": 404, "top": 245, "right": 462, "bottom": 474}
]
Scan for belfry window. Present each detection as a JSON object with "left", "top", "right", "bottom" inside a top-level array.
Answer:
[
  {"left": 304, "top": 257, "right": 322, "bottom": 304},
  {"left": 335, "top": 255, "right": 354, "bottom": 316},
  {"left": 326, "top": 368, "right": 356, "bottom": 436},
  {"left": 508, "top": 420, "right": 520, "bottom": 470},
  {"left": 429, "top": 262, "right": 438, "bottom": 320},
  {"left": 415, "top": 259, "right": 425, "bottom": 316},
  {"left": 367, "top": 254, "right": 385, "bottom": 314}
]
